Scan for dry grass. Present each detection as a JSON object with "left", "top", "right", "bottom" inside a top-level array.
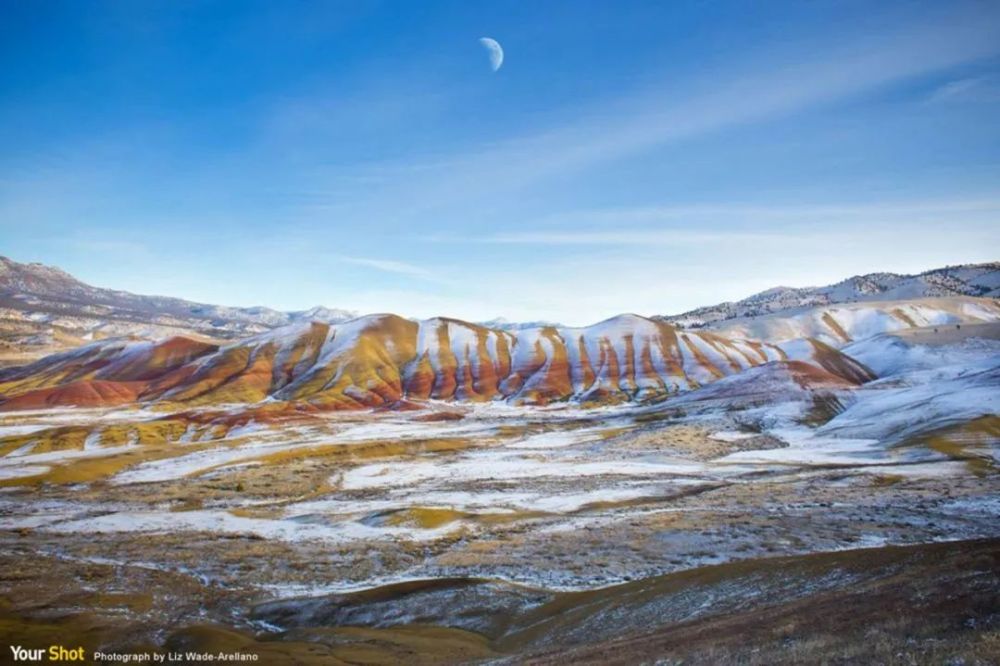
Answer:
[
  {"left": 519, "top": 538, "right": 1000, "bottom": 665},
  {"left": 608, "top": 422, "right": 784, "bottom": 460}
]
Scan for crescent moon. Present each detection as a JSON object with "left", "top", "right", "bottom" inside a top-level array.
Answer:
[{"left": 479, "top": 37, "right": 503, "bottom": 72}]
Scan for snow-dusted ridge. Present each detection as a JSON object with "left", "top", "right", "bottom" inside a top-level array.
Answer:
[{"left": 660, "top": 262, "right": 999, "bottom": 329}]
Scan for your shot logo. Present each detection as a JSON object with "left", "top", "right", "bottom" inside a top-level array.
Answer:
[{"left": 9, "top": 646, "right": 85, "bottom": 662}]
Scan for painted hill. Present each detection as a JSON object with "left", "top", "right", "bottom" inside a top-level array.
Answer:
[
  {"left": 0, "top": 255, "right": 357, "bottom": 360},
  {"left": 0, "top": 314, "right": 874, "bottom": 411},
  {"left": 660, "top": 262, "right": 1000, "bottom": 329}
]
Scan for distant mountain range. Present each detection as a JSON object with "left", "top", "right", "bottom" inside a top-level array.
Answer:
[
  {"left": 477, "top": 317, "right": 564, "bottom": 331},
  {"left": 0, "top": 256, "right": 357, "bottom": 359},
  {"left": 2, "top": 255, "right": 999, "bottom": 410},
  {"left": 658, "top": 262, "right": 1000, "bottom": 328},
  {"left": 3, "top": 254, "right": 999, "bottom": 368}
]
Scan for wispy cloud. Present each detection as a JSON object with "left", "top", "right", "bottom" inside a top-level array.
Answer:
[
  {"left": 456, "top": 198, "right": 1000, "bottom": 246},
  {"left": 336, "top": 255, "right": 433, "bottom": 278},
  {"left": 527, "top": 199, "right": 1000, "bottom": 224},
  {"left": 63, "top": 238, "right": 152, "bottom": 256},
  {"left": 479, "top": 230, "right": 783, "bottom": 246},
  {"left": 926, "top": 75, "right": 1000, "bottom": 103},
  {"left": 928, "top": 77, "right": 985, "bottom": 102}
]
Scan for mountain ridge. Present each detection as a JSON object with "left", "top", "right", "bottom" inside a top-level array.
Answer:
[
  {"left": 4, "top": 255, "right": 1000, "bottom": 373},
  {"left": 5, "top": 255, "right": 998, "bottom": 348},
  {"left": 0, "top": 255, "right": 357, "bottom": 359},
  {"left": 659, "top": 262, "right": 1000, "bottom": 328}
]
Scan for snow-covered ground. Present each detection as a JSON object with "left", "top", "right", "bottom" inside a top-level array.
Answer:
[{"left": 823, "top": 336, "right": 1000, "bottom": 441}]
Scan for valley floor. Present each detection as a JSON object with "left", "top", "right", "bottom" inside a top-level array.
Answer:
[{"left": 0, "top": 398, "right": 998, "bottom": 664}]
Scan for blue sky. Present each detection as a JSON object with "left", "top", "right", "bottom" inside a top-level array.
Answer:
[{"left": 2, "top": 0, "right": 999, "bottom": 325}]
